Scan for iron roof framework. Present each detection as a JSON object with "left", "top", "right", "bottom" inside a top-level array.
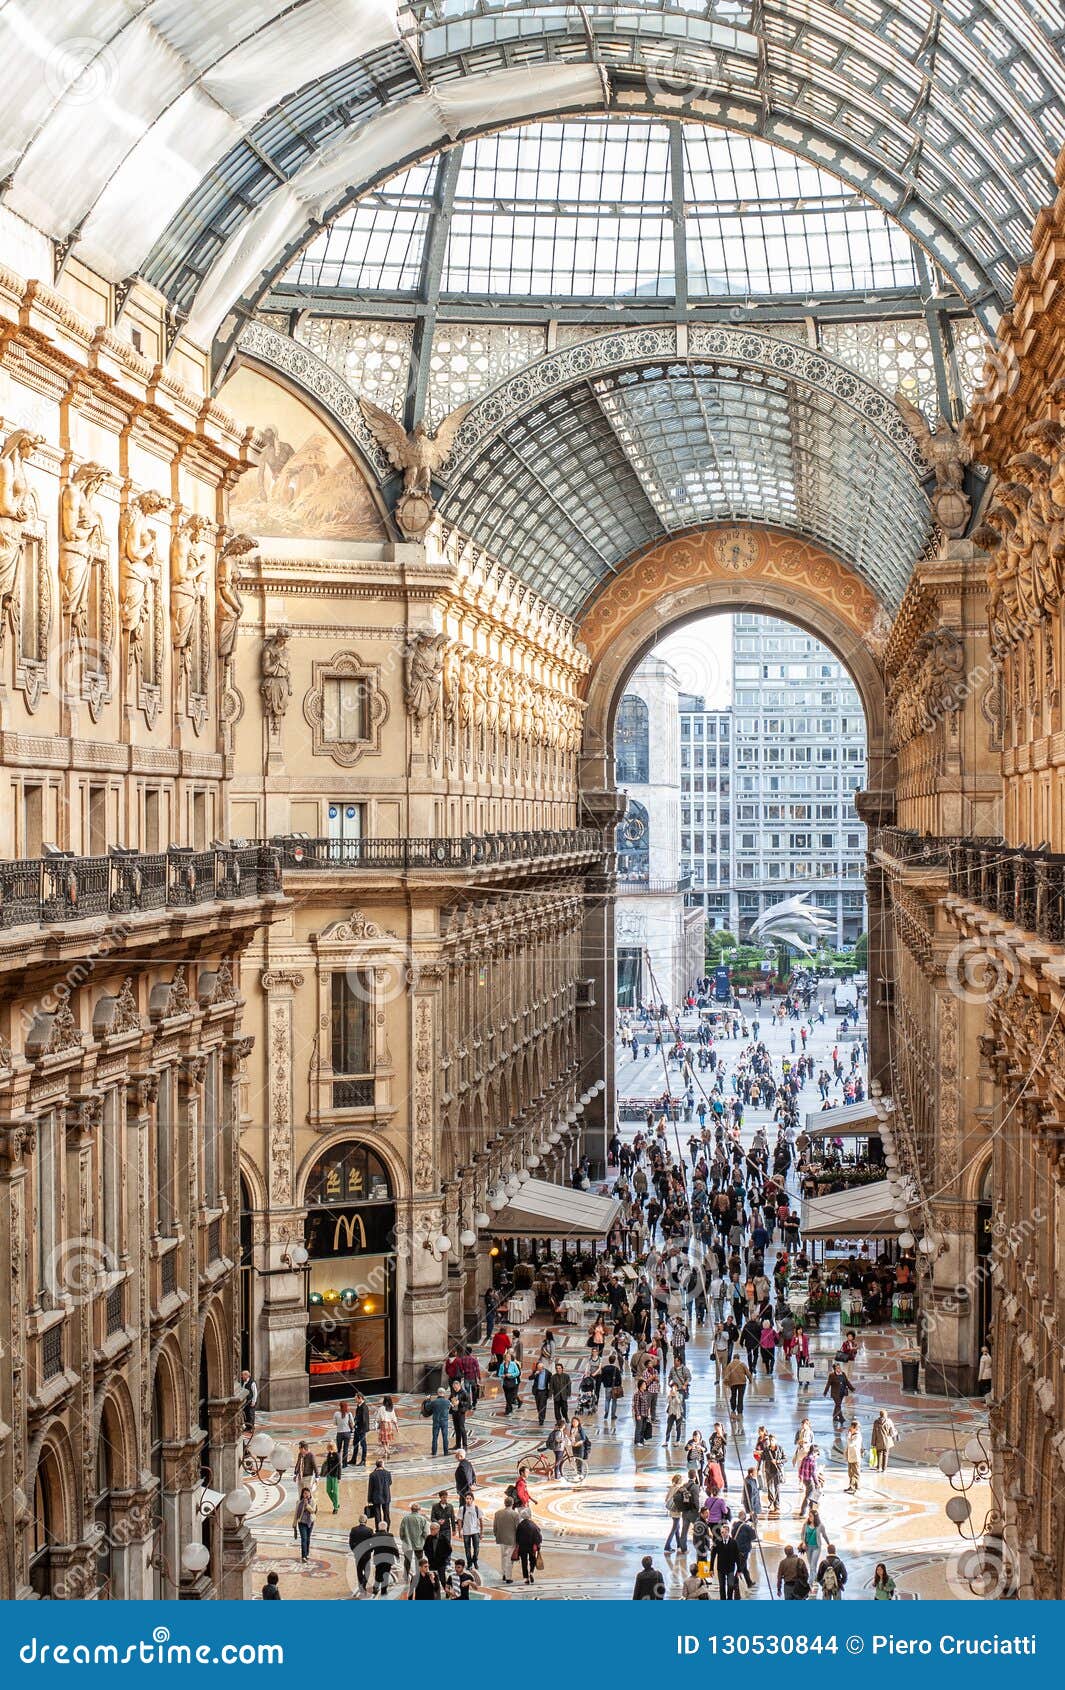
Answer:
[
  {"left": 4, "top": 2, "right": 1059, "bottom": 350},
  {"left": 158, "top": 0, "right": 1060, "bottom": 343}
]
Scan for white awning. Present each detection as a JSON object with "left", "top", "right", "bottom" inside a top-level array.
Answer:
[
  {"left": 803, "top": 1101, "right": 879, "bottom": 1140},
  {"left": 493, "top": 1178, "right": 620, "bottom": 1239},
  {"left": 801, "top": 1179, "right": 899, "bottom": 1241}
]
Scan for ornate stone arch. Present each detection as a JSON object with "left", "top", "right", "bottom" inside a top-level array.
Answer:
[
  {"left": 149, "top": 1331, "right": 189, "bottom": 1444},
  {"left": 93, "top": 1374, "right": 140, "bottom": 1492},
  {"left": 294, "top": 1129, "right": 406, "bottom": 1208}
]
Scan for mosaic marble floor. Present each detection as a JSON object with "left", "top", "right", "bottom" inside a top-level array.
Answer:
[
  {"left": 246, "top": 1008, "right": 990, "bottom": 1599},
  {"left": 247, "top": 1311, "right": 989, "bottom": 1601}
]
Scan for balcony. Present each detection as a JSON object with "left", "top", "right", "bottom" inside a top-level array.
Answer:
[
  {"left": 273, "top": 828, "right": 601, "bottom": 872},
  {"left": 0, "top": 844, "right": 283, "bottom": 932},
  {"left": 877, "top": 829, "right": 1065, "bottom": 947},
  {"left": 617, "top": 874, "right": 694, "bottom": 895}
]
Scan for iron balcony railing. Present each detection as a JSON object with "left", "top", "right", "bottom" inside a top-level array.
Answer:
[
  {"left": 0, "top": 830, "right": 603, "bottom": 932},
  {"left": 273, "top": 828, "right": 601, "bottom": 871},
  {"left": 876, "top": 828, "right": 1065, "bottom": 946},
  {"left": 617, "top": 874, "right": 694, "bottom": 894},
  {"left": 0, "top": 844, "right": 283, "bottom": 931}
]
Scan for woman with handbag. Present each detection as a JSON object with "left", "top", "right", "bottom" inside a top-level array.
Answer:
[
  {"left": 293, "top": 1486, "right": 316, "bottom": 1562},
  {"left": 599, "top": 1350, "right": 623, "bottom": 1428},
  {"left": 498, "top": 1348, "right": 521, "bottom": 1416}
]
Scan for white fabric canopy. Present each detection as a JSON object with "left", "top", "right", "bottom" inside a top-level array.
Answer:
[
  {"left": 493, "top": 1178, "right": 620, "bottom": 1240},
  {"left": 803, "top": 1101, "right": 879, "bottom": 1140},
  {"left": 801, "top": 1179, "right": 899, "bottom": 1241}
]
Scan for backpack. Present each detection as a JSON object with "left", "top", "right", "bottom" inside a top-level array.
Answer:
[
  {"left": 421, "top": 1397, "right": 435, "bottom": 1418},
  {"left": 821, "top": 1562, "right": 840, "bottom": 1595}
]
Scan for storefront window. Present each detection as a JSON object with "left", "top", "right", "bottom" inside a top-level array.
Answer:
[{"left": 303, "top": 1143, "right": 396, "bottom": 1396}]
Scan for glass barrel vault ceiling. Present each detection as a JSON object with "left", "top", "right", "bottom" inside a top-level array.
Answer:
[
  {"left": 287, "top": 121, "right": 924, "bottom": 300},
  {"left": 437, "top": 362, "right": 929, "bottom": 617}
]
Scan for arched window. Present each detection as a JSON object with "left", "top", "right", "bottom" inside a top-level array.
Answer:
[
  {"left": 615, "top": 693, "right": 649, "bottom": 784},
  {"left": 305, "top": 1142, "right": 392, "bottom": 1207}
]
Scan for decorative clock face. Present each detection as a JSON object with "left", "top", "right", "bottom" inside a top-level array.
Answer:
[
  {"left": 622, "top": 812, "right": 646, "bottom": 845},
  {"left": 714, "top": 529, "right": 758, "bottom": 572}
]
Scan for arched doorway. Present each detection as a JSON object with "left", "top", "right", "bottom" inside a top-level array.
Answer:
[
  {"left": 302, "top": 1141, "right": 397, "bottom": 1399},
  {"left": 577, "top": 525, "right": 893, "bottom": 1169}
]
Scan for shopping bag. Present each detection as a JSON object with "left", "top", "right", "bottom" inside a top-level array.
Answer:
[
  {"left": 797, "top": 1362, "right": 815, "bottom": 1384},
  {"left": 696, "top": 1560, "right": 712, "bottom": 1580},
  {"left": 869, "top": 1449, "right": 878, "bottom": 1468}
]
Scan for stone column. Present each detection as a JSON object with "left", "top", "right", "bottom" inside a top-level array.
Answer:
[
  {"left": 257, "top": 970, "right": 308, "bottom": 1409},
  {"left": 578, "top": 789, "right": 626, "bottom": 1176},
  {"left": 403, "top": 969, "right": 449, "bottom": 1388},
  {"left": 0, "top": 1117, "right": 35, "bottom": 1598}
]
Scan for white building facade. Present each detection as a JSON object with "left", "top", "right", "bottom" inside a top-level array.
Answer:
[{"left": 615, "top": 659, "right": 705, "bottom": 1008}]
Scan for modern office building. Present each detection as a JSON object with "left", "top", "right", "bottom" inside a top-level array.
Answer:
[
  {"left": 678, "top": 695, "right": 734, "bottom": 932},
  {"left": 615, "top": 660, "right": 705, "bottom": 1007},
  {"left": 679, "top": 619, "right": 867, "bottom": 945},
  {"left": 731, "top": 615, "right": 867, "bottom": 945}
]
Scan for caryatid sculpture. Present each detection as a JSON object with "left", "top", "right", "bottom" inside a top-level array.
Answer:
[
  {"left": 120, "top": 490, "right": 167, "bottom": 669},
  {"left": 0, "top": 429, "right": 43, "bottom": 658},
  {"left": 169, "top": 512, "right": 212, "bottom": 673},
  {"left": 216, "top": 531, "right": 254, "bottom": 660},
  {"left": 59, "top": 461, "right": 107, "bottom": 641},
  {"left": 403, "top": 628, "right": 449, "bottom": 721}
]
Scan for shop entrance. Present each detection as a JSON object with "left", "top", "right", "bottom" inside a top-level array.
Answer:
[{"left": 303, "top": 1141, "right": 396, "bottom": 1399}]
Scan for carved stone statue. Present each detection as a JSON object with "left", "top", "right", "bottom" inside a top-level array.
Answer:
[
  {"left": 169, "top": 512, "right": 211, "bottom": 672},
  {"left": 59, "top": 461, "right": 107, "bottom": 640},
  {"left": 120, "top": 490, "right": 167, "bottom": 666},
  {"left": 260, "top": 629, "right": 292, "bottom": 731},
  {"left": 895, "top": 392, "right": 973, "bottom": 536},
  {"left": 217, "top": 531, "right": 253, "bottom": 659},
  {"left": 0, "top": 429, "right": 43, "bottom": 656},
  {"left": 358, "top": 399, "right": 472, "bottom": 538},
  {"left": 403, "top": 628, "right": 449, "bottom": 721}
]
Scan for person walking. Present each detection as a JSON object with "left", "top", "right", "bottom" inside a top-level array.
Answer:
[
  {"left": 845, "top": 1418, "right": 863, "bottom": 1493},
  {"left": 871, "top": 1409, "right": 897, "bottom": 1472},
  {"left": 454, "top": 1449, "right": 477, "bottom": 1498},
  {"left": 449, "top": 1375, "right": 470, "bottom": 1449},
  {"left": 515, "top": 1510, "right": 543, "bottom": 1586},
  {"left": 823, "top": 1362, "right": 853, "bottom": 1428},
  {"left": 600, "top": 1351, "right": 623, "bottom": 1429},
  {"left": 742, "top": 1465, "right": 761, "bottom": 1522},
  {"left": 801, "top": 1506, "right": 827, "bottom": 1583},
  {"left": 348, "top": 1509, "right": 377, "bottom": 1595},
  {"left": 664, "top": 1474, "right": 686, "bottom": 1553},
  {"left": 632, "top": 1555, "right": 664, "bottom": 1598},
  {"left": 459, "top": 1491, "right": 483, "bottom": 1569},
  {"left": 492, "top": 1496, "right": 519, "bottom": 1584},
  {"left": 633, "top": 1376, "right": 651, "bottom": 1446},
  {"left": 710, "top": 1525, "right": 741, "bottom": 1600},
  {"left": 664, "top": 1382, "right": 686, "bottom": 1445},
  {"left": 332, "top": 1401, "right": 354, "bottom": 1467},
  {"left": 293, "top": 1486, "right": 316, "bottom": 1562},
  {"left": 430, "top": 1385, "right": 450, "bottom": 1456},
  {"left": 723, "top": 1353, "right": 752, "bottom": 1417},
  {"left": 376, "top": 1394, "right": 399, "bottom": 1455},
  {"left": 499, "top": 1348, "right": 521, "bottom": 1415},
  {"left": 816, "top": 1543, "right": 848, "bottom": 1600},
  {"left": 351, "top": 1393, "right": 369, "bottom": 1466},
  {"left": 682, "top": 1561, "right": 710, "bottom": 1599},
  {"left": 261, "top": 1571, "right": 281, "bottom": 1600},
  {"left": 797, "top": 1446, "right": 822, "bottom": 1514},
  {"left": 530, "top": 1356, "right": 552, "bottom": 1427},
  {"left": 240, "top": 1369, "right": 258, "bottom": 1432},
  {"left": 550, "top": 1361, "right": 571, "bottom": 1424},
  {"left": 733, "top": 1514, "right": 757, "bottom": 1591},
  {"left": 411, "top": 1557, "right": 441, "bottom": 1600},
  {"left": 322, "top": 1445, "right": 342, "bottom": 1514},
  {"left": 399, "top": 1501, "right": 429, "bottom": 1580},
  {"left": 776, "top": 1544, "right": 810, "bottom": 1600},
  {"left": 367, "top": 1457, "right": 392, "bottom": 1530}
]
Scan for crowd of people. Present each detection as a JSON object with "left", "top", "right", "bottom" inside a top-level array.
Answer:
[{"left": 257, "top": 979, "right": 941, "bottom": 1601}]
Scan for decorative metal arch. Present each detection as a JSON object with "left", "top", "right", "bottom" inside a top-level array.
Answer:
[
  {"left": 442, "top": 324, "right": 931, "bottom": 477},
  {"left": 104, "top": 0, "right": 1064, "bottom": 345}
]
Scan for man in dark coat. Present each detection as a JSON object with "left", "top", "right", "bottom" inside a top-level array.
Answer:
[
  {"left": 632, "top": 1555, "right": 664, "bottom": 1599},
  {"left": 367, "top": 1457, "right": 392, "bottom": 1529}
]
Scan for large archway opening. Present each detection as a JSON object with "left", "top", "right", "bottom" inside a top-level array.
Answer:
[{"left": 578, "top": 524, "right": 894, "bottom": 1173}]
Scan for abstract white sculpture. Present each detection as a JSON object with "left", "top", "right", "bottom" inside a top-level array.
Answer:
[{"left": 749, "top": 893, "right": 835, "bottom": 956}]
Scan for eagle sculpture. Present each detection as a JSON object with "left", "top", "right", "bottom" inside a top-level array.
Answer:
[{"left": 358, "top": 399, "right": 473, "bottom": 494}]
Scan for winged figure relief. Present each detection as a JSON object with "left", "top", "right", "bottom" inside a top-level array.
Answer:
[
  {"left": 358, "top": 400, "right": 473, "bottom": 494},
  {"left": 894, "top": 393, "right": 971, "bottom": 492}
]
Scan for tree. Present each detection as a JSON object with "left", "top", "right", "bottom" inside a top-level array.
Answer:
[
  {"left": 706, "top": 927, "right": 737, "bottom": 958},
  {"left": 853, "top": 932, "right": 868, "bottom": 969}
]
